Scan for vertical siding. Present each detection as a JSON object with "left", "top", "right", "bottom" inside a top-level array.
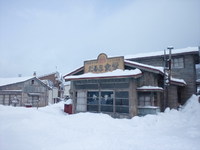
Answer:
[
  {"left": 168, "top": 85, "right": 178, "bottom": 109},
  {"left": 129, "top": 56, "right": 164, "bottom": 67},
  {"left": 171, "top": 55, "right": 197, "bottom": 103},
  {"left": 0, "top": 78, "right": 49, "bottom": 107},
  {"left": 129, "top": 78, "right": 137, "bottom": 117},
  {"left": 23, "top": 79, "right": 49, "bottom": 107},
  {"left": 138, "top": 71, "right": 159, "bottom": 87}
]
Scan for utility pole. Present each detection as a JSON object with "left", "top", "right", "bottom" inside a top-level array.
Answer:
[{"left": 163, "top": 46, "right": 173, "bottom": 110}]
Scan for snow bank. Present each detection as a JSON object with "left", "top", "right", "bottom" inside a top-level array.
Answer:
[
  {"left": 0, "top": 95, "right": 200, "bottom": 150},
  {"left": 63, "top": 99, "right": 73, "bottom": 105}
]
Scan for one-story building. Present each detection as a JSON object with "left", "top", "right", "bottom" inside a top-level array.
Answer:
[
  {"left": 0, "top": 76, "right": 51, "bottom": 107},
  {"left": 64, "top": 47, "right": 198, "bottom": 118}
]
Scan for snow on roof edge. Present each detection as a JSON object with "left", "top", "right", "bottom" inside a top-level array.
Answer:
[
  {"left": 0, "top": 76, "right": 35, "bottom": 87},
  {"left": 125, "top": 60, "right": 164, "bottom": 74},
  {"left": 137, "top": 86, "right": 163, "bottom": 90},
  {"left": 125, "top": 47, "right": 199, "bottom": 59},
  {"left": 38, "top": 71, "right": 59, "bottom": 78},
  {"left": 171, "top": 77, "right": 186, "bottom": 85},
  {"left": 65, "top": 69, "right": 142, "bottom": 80}
]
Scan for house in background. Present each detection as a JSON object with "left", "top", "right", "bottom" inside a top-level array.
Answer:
[
  {"left": 125, "top": 47, "right": 199, "bottom": 105},
  {"left": 64, "top": 47, "right": 199, "bottom": 118},
  {"left": 0, "top": 76, "right": 51, "bottom": 107},
  {"left": 38, "top": 72, "right": 64, "bottom": 103},
  {"left": 63, "top": 81, "right": 70, "bottom": 99}
]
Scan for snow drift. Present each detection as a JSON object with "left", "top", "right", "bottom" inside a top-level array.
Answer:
[{"left": 0, "top": 95, "right": 200, "bottom": 150}]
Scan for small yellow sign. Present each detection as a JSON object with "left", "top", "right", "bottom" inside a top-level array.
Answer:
[{"left": 84, "top": 53, "right": 124, "bottom": 73}]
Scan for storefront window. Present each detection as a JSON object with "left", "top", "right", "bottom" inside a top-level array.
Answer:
[
  {"left": 100, "top": 91, "right": 113, "bottom": 112},
  {"left": 87, "top": 91, "right": 129, "bottom": 114},
  {"left": 115, "top": 91, "right": 129, "bottom": 113},
  {"left": 87, "top": 91, "right": 99, "bottom": 111}
]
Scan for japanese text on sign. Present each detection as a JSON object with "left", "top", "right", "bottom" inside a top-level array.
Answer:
[{"left": 84, "top": 53, "right": 124, "bottom": 73}]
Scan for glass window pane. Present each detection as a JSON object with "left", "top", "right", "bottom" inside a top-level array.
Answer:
[
  {"left": 86, "top": 91, "right": 130, "bottom": 114},
  {"left": 115, "top": 92, "right": 129, "bottom": 106},
  {"left": 87, "top": 105, "right": 98, "bottom": 111},
  {"left": 87, "top": 91, "right": 99, "bottom": 104},
  {"left": 116, "top": 98, "right": 122, "bottom": 105},
  {"left": 100, "top": 91, "right": 113, "bottom": 112},
  {"left": 101, "top": 91, "right": 113, "bottom": 105},
  {"left": 138, "top": 92, "right": 153, "bottom": 106},
  {"left": 121, "top": 99, "right": 129, "bottom": 105},
  {"left": 87, "top": 91, "right": 99, "bottom": 112},
  {"left": 101, "top": 105, "right": 113, "bottom": 112},
  {"left": 172, "top": 57, "right": 184, "bottom": 68},
  {"left": 116, "top": 91, "right": 128, "bottom": 98},
  {"left": 116, "top": 106, "right": 129, "bottom": 113}
]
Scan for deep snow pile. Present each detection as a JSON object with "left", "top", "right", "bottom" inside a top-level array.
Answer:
[{"left": 0, "top": 95, "right": 200, "bottom": 150}]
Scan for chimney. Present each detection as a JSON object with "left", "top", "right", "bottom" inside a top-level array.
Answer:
[{"left": 33, "top": 71, "right": 36, "bottom": 76}]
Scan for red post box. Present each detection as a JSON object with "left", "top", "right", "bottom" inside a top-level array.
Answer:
[{"left": 64, "top": 104, "right": 73, "bottom": 114}]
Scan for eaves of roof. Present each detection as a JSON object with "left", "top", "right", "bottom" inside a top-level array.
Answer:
[
  {"left": 65, "top": 73, "right": 142, "bottom": 81},
  {"left": 63, "top": 66, "right": 84, "bottom": 77}
]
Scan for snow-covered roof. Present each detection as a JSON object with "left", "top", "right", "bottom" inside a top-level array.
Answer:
[
  {"left": 125, "top": 47, "right": 199, "bottom": 59},
  {"left": 125, "top": 60, "right": 164, "bottom": 74},
  {"left": 125, "top": 60, "right": 186, "bottom": 86},
  {"left": 1, "top": 90, "right": 23, "bottom": 92},
  {"left": 0, "top": 76, "right": 35, "bottom": 87},
  {"left": 65, "top": 69, "right": 142, "bottom": 80},
  {"left": 171, "top": 77, "right": 186, "bottom": 86},
  {"left": 64, "top": 67, "right": 84, "bottom": 77},
  {"left": 38, "top": 72, "right": 58, "bottom": 78},
  {"left": 137, "top": 86, "right": 163, "bottom": 92}
]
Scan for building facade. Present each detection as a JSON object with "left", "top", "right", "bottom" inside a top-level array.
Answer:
[
  {"left": 64, "top": 47, "right": 198, "bottom": 118},
  {"left": 0, "top": 77, "right": 50, "bottom": 107},
  {"left": 126, "top": 47, "right": 199, "bottom": 104},
  {"left": 39, "top": 72, "right": 64, "bottom": 103}
]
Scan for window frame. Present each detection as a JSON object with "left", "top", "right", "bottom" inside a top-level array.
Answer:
[
  {"left": 138, "top": 92, "right": 155, "bottom": 107},
  {"left": 115, "top": 91, "right": 129, "bottom": 113},
  {"left": 87, "top": 91, "right": 99, "bottom": 112},
  {"left": 172, "top": 57, "right": 184, "bottom": 69},
  {"left": 86, "top": 90, "right": 129, "bottom": 114}
]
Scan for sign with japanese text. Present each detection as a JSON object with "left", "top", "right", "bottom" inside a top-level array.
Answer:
[{"left": 84, "top": 53, "right": 124, "bottom": 73}]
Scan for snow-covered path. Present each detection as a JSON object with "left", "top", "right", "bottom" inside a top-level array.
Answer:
[{"left": 0, "top": 95, "right": 200, "bottom": 150}]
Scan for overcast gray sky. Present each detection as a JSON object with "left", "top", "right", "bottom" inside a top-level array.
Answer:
[{"left": 0, "top": 0, "right": 200, "bottom": 77}]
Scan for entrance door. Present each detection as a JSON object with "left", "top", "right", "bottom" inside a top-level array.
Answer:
[{"left": 76, "top": 91, "right": 87, "bottom": 112}]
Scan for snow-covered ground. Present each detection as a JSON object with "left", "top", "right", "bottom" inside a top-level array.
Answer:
[{"left": 0, "top": 95, "right": 200, "bottom": 150}]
